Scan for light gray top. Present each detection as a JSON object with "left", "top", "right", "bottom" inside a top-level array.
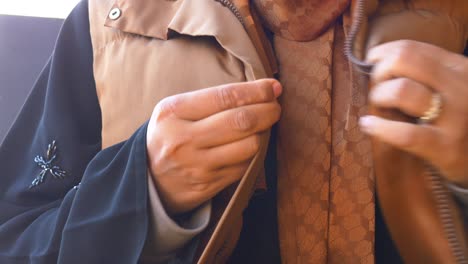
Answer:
[{"left": 140, "top": 175, "right": 211, "bottom": 263}]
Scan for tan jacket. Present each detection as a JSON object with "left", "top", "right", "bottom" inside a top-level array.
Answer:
[
  {"left": 87, "top": 0, "right": 468, "bottom": 263},
  {"left": 89, "top": 0, "right": 272, "bottom": 262}
]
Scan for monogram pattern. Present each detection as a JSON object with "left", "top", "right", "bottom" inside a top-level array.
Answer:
[
  {"left": 275, "top": 28, "right": 334, "bottom": 264},
  {"left": 328, "top": 21, "right": 374, "bottom": 264},
  {"left": 274, "top": 21, "right": 375, "bottom": 263}
]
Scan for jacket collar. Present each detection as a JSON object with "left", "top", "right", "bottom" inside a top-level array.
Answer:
[{"left": 103, "top": 0, "right": 269, "bottom": 79}]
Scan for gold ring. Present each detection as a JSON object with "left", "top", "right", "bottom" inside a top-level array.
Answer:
[{"left": 419, "top": 93, "right": 442, "bottom": 123}]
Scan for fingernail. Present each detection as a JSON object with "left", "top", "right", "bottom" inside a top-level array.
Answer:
[
  {"left": 359, "top": 116, "right": 375, "bottom": 133},
  {"left": 272, "top": 82, "right": 282, "bottom": 97}
]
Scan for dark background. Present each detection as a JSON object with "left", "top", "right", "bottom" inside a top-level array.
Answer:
[{"left": 0, "top": 15, "right": 63, "bottom": 143}]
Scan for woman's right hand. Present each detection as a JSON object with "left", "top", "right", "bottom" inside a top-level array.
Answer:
[{"left": 146, "top": 79, "right": 282, "bottom": 215}]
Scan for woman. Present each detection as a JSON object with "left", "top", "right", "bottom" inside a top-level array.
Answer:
[{"left": 0, "top": 0, "right": 467, "bottom": 263}]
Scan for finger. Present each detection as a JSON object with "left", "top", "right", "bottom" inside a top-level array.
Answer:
[
  {"left": 194, "top": 101, "right": 281, "bottom": 147},
  {"left": 158, "top": 79, "right": 282, "bottom": 121},
  {"left": 359, "top": 115, "right": 442, "bottom": 162},
  {"left": 203, "top": 134, "right": 260, "bottom": 169},
  {"left": 208, "top": 162, "right": 249, "bottom": 194},
  {"left": 189, "top": 161, "right": 249, "bottom": 202},
  {"left": 366, "top": 40, "right": 455, "bottom": 92},
  {"left": 369, "top": 78, "right": 434, "bottom": 118}
]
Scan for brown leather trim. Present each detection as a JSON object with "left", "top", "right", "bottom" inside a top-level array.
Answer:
[
  {"left": 197, "top": 2, "right": 277, "bottom": 262},
  {"left": 236, "top": 0, "right": 278, "bottom": 75},
  {"left": 359, "top": 0, "right": 468, "bottom": 262},
  {"left": 197, "top": 131, "right": 271, "bottom": 263}
]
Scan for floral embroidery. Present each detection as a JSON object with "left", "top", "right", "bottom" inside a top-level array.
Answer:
[{"left": 30, "top": 140, "right": 68, "bottom": 188}]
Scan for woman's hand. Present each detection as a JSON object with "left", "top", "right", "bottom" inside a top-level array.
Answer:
[
  {"left": 359, "top": 40, "right": 468, "bottom": 187},
  {"left": 146, "top": 79, "right": 282, "bottom": 215}
]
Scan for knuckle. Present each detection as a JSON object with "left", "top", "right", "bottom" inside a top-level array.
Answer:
[
  {"left": 148, "top": 129, "right": 196, "bottom": 181},
  {"left": 160, "top": 136, "right": 187, "bottom": 158},
  {"left": 232, "top": 109, "right": 256, "bottom": 131},
  {"left": 187, "top": 169, "right": 212, "bottom": 192},
  {"left": 155, "top": 96, "right": 181, "bottom": 120},
  {"left": 216, "top": 85, "right": 236, "bottom": 110},
  {"left": 150, "top": 154, "right": 169, "bottom": 175},
  {"left": 393, "top": 78, "right": 411, "bottom": 101},
  {"left": 393, "top": 42, "right": 414, "bottom": 66},
  {"left": 254, "top": 80, "right": 273, "bottom": 102}
]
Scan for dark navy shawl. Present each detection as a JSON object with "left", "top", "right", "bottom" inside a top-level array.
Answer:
[{"left": 0, "top": 1, "right": 150, "bottom": 263}]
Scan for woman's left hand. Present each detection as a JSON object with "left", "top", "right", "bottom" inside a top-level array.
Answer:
[{"left": 359, "top": 40, "right": 468, "bottom": 187}]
